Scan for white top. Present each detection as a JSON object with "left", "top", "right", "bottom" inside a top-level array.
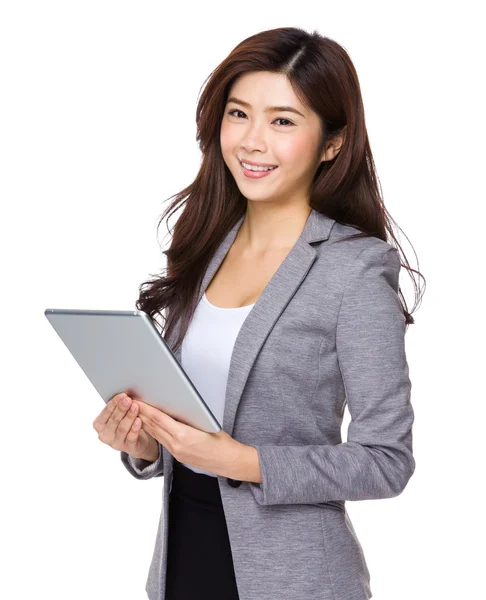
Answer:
[{"left": 180, "top": 292, "right": 255, "bottom": 476}]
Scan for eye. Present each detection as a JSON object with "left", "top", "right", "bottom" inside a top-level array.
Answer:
[{"left": 226, "top": 109, "right": 294, "bottom": 127}]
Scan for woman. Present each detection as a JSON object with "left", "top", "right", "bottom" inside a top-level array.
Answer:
[{"left": 93, "top": 26, "right": 423, "bottom": 600}]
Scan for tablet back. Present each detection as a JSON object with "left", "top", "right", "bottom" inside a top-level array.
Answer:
[{"left": 44, "top": 308, "right": 221, "bottom": 433}]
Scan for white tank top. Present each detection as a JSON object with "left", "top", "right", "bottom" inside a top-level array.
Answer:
[{"left": 180, "top": 292, "right": 255, "bottom": 476}]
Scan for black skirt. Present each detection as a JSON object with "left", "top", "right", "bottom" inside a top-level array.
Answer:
[{"left": 165, "top": 458, "right": 240, "bottom": 600}]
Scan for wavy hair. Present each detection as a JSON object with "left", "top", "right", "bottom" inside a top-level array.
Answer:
[{"left": 136, "top": 27, "right": 425, "bottom": 353}]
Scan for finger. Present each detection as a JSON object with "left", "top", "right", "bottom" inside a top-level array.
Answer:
[
  {"left": 99, "top": 394, "right": 134, "bottom": 445},
  {"left": 116, "top": 401, "right": 141, "bottom": 448},
  {"left": 136, "top": 402, "right": 176, "bottom": 440},
  {"left": 124, "top": 413, "right": 143, "bottom": 448},
  {"left": 93, "top": 392, "right": 128, "bottom": 432},
  {"left": 135, "top": 412, "right": 172, "bottom": 451},
  {"left": 107, "top": 394, "right": 137, "bottom": 437},
  {"left": 104, "top": 399, "right": 139, "bottom": 450},
  {"left": 122, "top": 402, "right": 167, "bottom": 449}
]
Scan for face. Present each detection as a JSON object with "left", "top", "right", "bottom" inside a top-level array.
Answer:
[{"left": 220, "top": 71, "right": 331, "bottom": 208}]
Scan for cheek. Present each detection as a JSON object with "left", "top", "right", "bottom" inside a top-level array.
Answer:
[
  {"left": 279, "top": 136, "right": 315, "bottom": 167},
  {"left": 220, "top": 122, "right": 237, "bottom": 155}
]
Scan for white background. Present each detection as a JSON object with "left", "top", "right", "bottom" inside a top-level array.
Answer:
[{"left": 2, "top": 1, "right": 484, "bottom": 599}]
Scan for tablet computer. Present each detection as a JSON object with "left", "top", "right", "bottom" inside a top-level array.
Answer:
[{"left": 44, "top": 308, "right": 222, "bottom": 433}]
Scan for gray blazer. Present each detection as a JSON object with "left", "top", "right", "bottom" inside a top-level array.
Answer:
[{"left": 121, "top": 208, "right": 416, "bottom": 600}]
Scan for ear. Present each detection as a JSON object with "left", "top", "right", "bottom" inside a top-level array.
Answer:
[{"left": 320, "top": 125, "right": 347, "bottom": 163}]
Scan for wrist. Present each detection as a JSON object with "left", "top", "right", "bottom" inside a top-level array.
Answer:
[
  {"left": 228, "top": 443, "right": 261, "bottom": 483},
  {"left": 133, "top": 438, "right": 160, "bottom": 463}
]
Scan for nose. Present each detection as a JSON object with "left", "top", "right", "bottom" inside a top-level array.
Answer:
[
  {"left": 240, "top": 129, "right": 268, "bottom": 154},
  {"left": 238, "top": 116, "right": 270, "bottom": 154}
]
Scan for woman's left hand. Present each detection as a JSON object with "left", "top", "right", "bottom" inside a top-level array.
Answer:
[{"left": 133, "top": 397, "right": 244, "bottom": 476}]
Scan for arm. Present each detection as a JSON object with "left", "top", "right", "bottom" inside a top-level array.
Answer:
[
  {"left": 248, "top": 244, "right": 416, "bottom": 506},
  {"left": 120, "top": 442, "right": 165, "bottom": 480}
]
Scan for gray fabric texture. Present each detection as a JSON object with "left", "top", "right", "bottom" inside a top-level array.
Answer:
[{"left": 120, "top": 208, "right": 415, "bottom": 600}]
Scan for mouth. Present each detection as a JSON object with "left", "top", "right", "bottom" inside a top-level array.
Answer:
[
  {"left": 239, "top": 159, "right": 278, "bottom": 179},
  {"left": 239, "top": 159, "right": 278, "bottom": 171}
]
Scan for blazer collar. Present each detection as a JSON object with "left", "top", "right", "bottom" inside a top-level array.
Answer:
[{"left": 170, "top": 208, "right": 335, "bottom": 437}]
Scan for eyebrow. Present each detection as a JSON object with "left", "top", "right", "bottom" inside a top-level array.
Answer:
[{"left": 225, "top": 96, "right": 305, "bottom": 118}]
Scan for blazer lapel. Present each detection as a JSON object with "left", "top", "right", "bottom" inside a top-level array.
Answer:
[{"left": 170, "top": 208, "right": 335, "bottom": 437}]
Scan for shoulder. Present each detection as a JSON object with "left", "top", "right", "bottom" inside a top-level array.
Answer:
[
  {"left": 330, "top": 221, "right": 396, "bottom": 253},
  {"left": 317, "top": 223, "right": 401, "bottom": 301},
  {"left": 327, "top": 222, "right": 399, "bottom": 271}
]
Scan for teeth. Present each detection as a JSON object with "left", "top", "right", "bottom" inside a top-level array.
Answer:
[{"left": 242, "top": 161, "right": 276, "bottom": 172}]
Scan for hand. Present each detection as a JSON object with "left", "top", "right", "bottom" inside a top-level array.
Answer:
[
  {"left": 135, "top": 400, "right": 243, "bottom": 477},
  {"left": 93, "top": 392, "right": 160, "bottom": 462}
]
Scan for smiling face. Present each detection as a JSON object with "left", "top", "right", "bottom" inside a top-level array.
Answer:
[{"left": 220, "top": 71, "right": 329, "bottom": 208}]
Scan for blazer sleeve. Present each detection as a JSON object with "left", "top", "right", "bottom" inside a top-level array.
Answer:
[
  {"left": 248, "top": 244, "right": 416, "bottom": 506},
  {"left": 120, "top": 442, "right": 164, "bottom": 480}
]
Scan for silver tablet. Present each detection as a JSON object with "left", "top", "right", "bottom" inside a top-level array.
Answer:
[{"left": 44, "top": 308, "right": 222, "bottom": 433}]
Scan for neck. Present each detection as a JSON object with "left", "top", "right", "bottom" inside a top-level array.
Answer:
[{"left": 236, "top": 202, "right": 312, "bottom": 254}]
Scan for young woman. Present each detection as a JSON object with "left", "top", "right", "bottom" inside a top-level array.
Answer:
[{"left": 93, "top": 26, "right": 424, "bottom": 600}]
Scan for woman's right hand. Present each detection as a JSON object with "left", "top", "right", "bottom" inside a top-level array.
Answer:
[{"left": 93, "top": 392, "right": 160, "bottom": 462}]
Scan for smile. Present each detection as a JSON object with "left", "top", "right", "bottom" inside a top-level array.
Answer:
[{"left": 240, "top": 161, "right": 278, "bottom": 179}]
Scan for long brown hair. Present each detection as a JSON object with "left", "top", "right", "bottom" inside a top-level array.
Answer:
[{"left": 136, "top": 27, "right": 425, "bottom": 354}]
